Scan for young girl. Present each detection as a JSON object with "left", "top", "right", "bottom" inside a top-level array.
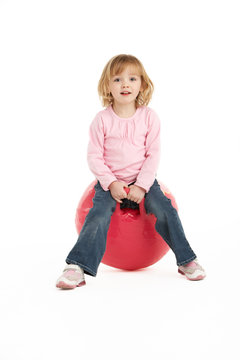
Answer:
[{"left": 56, "top": 54, "right": 206, "bottom": 289}]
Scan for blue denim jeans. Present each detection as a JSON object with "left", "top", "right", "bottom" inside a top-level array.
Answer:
[{"left": 66, "top": 179, "right": 197, "bottom": 276}]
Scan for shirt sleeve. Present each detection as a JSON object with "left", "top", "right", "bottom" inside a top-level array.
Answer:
[
  {"left": 134, "top": 109, "right": 161, "bottom": 193},
  {"left": 87, "top": 113, "right": 118, "bottom": 191}
]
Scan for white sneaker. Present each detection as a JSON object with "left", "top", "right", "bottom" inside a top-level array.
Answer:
[
  {"left": 178, "top": 259, "right": 206, "bottom": 281},
  {"left": 56, "top": 264, "right": 86, "bottom": 289}
]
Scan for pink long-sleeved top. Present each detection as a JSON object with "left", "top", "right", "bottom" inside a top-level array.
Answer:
[{"left": 87, "top": 104, "right": 161, "bottom": 193}]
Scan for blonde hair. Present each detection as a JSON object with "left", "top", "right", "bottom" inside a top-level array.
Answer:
[{"left": 98, "top": 54, "right": 154, "bottom": 108}]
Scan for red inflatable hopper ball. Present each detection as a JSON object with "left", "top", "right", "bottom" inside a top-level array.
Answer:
[{"left": 75, "top": 180, "right": 178, "bottom": 271}]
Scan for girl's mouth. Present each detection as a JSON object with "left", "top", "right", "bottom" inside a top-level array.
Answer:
[{"left": 121, "top": 92, "right": 131, "bottom": 96}]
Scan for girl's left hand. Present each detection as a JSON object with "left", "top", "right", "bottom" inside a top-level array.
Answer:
[{"left": 126, "top": 185, "right": 146, "bottom": 204}]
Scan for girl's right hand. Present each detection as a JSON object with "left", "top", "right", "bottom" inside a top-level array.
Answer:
[{"left": 108, "top": 181, "right": 129, "bottom": 203}]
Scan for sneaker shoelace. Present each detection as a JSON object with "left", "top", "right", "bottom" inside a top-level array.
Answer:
[
  {"left": 64, "top": 270, "right": 82, "bottom": 281},
  {"left": 181, "top": 261, "right": 204, "bottom": 274}
]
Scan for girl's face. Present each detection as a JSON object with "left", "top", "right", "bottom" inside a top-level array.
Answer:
[{"left": 108, "top": 65, "right": 143, "bottom": 107}]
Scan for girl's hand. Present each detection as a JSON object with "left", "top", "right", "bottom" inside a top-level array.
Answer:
[
  {"left": 126, "top": 185, "right": 146, "bottom": 204},
  {"left": 108, "top": 181, "right": 129, "bottom": 203}
]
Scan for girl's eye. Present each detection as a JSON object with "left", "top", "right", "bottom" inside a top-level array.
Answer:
[
  {"left": 130, "top": 77, "right": 136, "bottom": 81},
  {"left": 114, "top": 78, "right": 120, "bottom": 82}
]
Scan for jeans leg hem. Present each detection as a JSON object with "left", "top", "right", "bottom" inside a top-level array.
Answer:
[
  {"left": 65, "top": 258, "right": 97, "bottom": 277},
  {"left": 177, "top": 255, "right": 197, "bottom": 267}
]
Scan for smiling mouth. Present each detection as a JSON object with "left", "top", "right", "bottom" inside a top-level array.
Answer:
[{"left": 120, "top": 92, "right": 131, "bottom": 95}]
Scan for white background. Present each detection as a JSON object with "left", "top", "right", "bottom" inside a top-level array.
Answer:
[{"left": 0, "top": 0, "right": 239, "bottom": 359}]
